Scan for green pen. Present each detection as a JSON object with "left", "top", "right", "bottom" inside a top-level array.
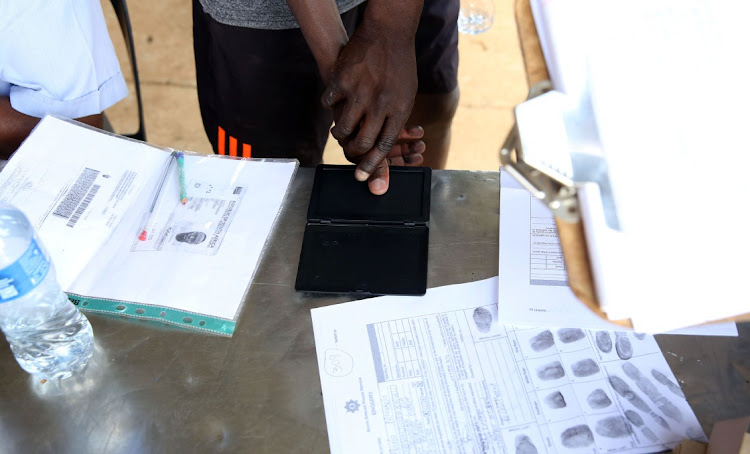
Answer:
[{"left": 175, "top": 152, "right": 187, "bottom": 204}]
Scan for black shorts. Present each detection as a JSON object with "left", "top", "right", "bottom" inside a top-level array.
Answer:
[{"left": 192, "top": 0, "right": 459, "bottom": 166}]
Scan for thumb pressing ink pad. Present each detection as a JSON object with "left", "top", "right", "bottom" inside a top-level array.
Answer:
[{"left": 295, "top": 164, "right": 431, "bottom": 296}]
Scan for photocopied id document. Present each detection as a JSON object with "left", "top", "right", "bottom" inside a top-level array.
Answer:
[
  {"left": 312, "top": 278, "right": 706, "bottom": 454},
  {"left": 497, "top": 172, "right": 737, "bottom": 337},
  {"left": 0, "top": 116, "right": 298, "bottom": 336}
]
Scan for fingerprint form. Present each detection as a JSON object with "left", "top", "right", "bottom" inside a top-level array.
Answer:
[
  {"left": 595, "top": 331, "right": 613, "bottom": 353},
  {"left": 634, "top": 332, "right": 647, "bottom": 340},
  {"left": 651, "top": 369, "right": 685, "bottom": 398},
  {"left": 537, "top": 361, "right": 565, "bottom": 381},
  {"left": 515, "top": 435, "right": 539, "bottom": 454},
  {"left": 615, "top": 332, "right": 633, "bottom": 360},
  {"left": 609, "top": 375, "right": 670, "bottom": 430},
  {"left": 587, "top": 389, "right": 612, "bottom": 409},
  {"left": 545, "top": 391, "right": 567, "bottom": 409},
  {"left": 561, "top": 425, "right": 594, "bottom": 448},
  {"left": 622, "top": 363, "right": 683, "bottom": 422},
  {"left": 595, "top": 416, "right": 633, "bottom": 438},
  {"left": 558, "top": 328, "right": 586, "bottom": 343},
  {"left": 529, "top": 330, "right": 555, "bottom": 352},
  {"left": 473, "top": 307, "right": 492, "bottom": 333},
  {"left": 571, "top": 358, "right": 600, "bottom": 377}
]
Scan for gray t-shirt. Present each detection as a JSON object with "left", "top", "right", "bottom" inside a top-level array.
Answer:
[{"left": 198, "top": 0, "right": 366, "bottom": 30}]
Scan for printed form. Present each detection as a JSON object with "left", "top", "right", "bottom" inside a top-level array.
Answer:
[
  {"left": 312, "top": 278, "right": 706, "bottom": 454},
  {"left": 497, "top": 172, "right": 737, "bottom": 336}
]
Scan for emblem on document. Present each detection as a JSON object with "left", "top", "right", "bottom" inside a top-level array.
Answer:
[{"left": 344, "top": 399, "right": 360, "bottom": 413}]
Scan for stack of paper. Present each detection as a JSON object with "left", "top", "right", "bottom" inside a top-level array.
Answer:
[{"left": 525, "top": 0, "right": 750, "bottom": 329}]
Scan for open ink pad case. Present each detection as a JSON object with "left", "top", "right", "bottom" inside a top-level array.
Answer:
[{"left": 295, "top": 164, "right": 431, "bottom": 296}]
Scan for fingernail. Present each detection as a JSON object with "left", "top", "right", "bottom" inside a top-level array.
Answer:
[
  {"left": 355, "top": 169, "right": 369, "bottom": 181},
  {"left": 370, "top": 178, "right": 387, "bottom": 194}
]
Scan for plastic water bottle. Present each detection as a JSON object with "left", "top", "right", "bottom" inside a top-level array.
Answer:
[
  {"left": 458, "top": 0, "right": 495, "bottom": 34},
  {"left": 0, "top": 202, "right": 94, "bottom": 379}
]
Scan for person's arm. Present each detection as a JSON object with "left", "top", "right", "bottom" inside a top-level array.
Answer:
[
  {"left": 0, "top": 96, "right": 103, "bottom": 160},
  {"left": 286, "top": 0, "right": 425, "bottom": 194},
  {"left": 284, "top": 0, "right": 348, "bottom": 83}
]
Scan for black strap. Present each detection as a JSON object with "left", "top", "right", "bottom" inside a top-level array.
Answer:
[{"left": 110, "top": 0, "right": 146, "bottom": 141}]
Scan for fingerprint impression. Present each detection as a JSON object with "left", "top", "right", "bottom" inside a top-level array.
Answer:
[
  {"left": 537, "top": 361, "right": 566, "bottom": 381},
  {"left": 529, "top": 330, "right": 555, "bottom": 352},
  {"left": 561, "top": 425, "right": 594, "bottom": 448},
  {"left": 609, "top": 375, "right": 670, "bottom": 430},
  {"left": 515, "top": 435, "right": 539, "bottom": 454},
  {"left": 557, "top": 328, "right": 586, "bottom": 343},
  {"left": 622, "top": 362, "right": 683, "bottom": 422}
]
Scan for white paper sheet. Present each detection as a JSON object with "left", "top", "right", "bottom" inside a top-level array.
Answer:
[
  {"left": 0, "top": 117, "right": 163, "bottom": 288},
  {"left": 498, "top": 174, "right": 737, "bottom": 337},
  {"left": 312, "top": 278, "right": 706, "bottom": 454}
]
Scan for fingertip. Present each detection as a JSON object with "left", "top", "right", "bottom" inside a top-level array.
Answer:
[
  {"left": 354, "top": 168, "right": 370, "bottom": 181},
  {"left": 408, "top": 155, "right": 424, "bottom": 166},
  {"left": 408, "top": 125, "right": 424, "bottom": 137},
  {"left": 369, "top": 178, "right": 388, "bottom": 195},
  {"left": 410, "top": 140, "right": 426, "bottom": 154}
]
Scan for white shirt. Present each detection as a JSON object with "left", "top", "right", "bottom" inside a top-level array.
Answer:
[{"left": 0, "top": 0, "right": 128, "bottom": 119}]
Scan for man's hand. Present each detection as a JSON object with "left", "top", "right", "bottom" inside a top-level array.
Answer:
[
  {"left": 322, "top": 1, "right": 423, "bottom": 194},
  {"left": 342, "top": 125, "right": 425, "bottom": 195},
  {"left": 285, "top": 0, "right": 424, "bottom": 194}
]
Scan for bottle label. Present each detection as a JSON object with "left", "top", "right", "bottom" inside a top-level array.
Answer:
[{"left": 0, "top": 237, "right": 50, "bottom": 303}]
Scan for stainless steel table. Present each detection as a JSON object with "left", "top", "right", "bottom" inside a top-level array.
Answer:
[{"left": 0, "top": 169, "right": 748, "bottom": 453}]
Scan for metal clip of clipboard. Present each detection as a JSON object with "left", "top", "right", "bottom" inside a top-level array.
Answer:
[{"left": 499, "top": 80, "right": 580, "bottom": 224}]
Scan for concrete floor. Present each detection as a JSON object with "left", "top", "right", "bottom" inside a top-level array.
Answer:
[{"left": 103, "top": 0, "right": 528, "bottom": 171}]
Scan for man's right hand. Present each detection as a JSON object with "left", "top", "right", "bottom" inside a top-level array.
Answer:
[{"left": 321, "top": 2, "right": 423, "bottom": 190}]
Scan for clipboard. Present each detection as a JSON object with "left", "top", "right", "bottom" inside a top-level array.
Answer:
[{"left": 503, "top": 0, "right": 750, "bottom": 330}]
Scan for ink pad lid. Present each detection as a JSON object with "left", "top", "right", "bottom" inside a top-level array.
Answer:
[{"left": 306, "top": 164, "right": 430, "bottom": 225}]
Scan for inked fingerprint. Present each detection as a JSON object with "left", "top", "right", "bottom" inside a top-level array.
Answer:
[
  {"left": 595, "top": 416, "right": 632, "bottom": 438},
  {"left": 587, "top": 389, "right": 612, "bottom": 409},
  {"left": 536, "top": 361, "right": 565, "bottom": 380},
  {"left": 608, "top": 375, "right": 671, "bottom": 430},
  {"left": 626, "top": 410, "right": 658, "bottom": 441},
  {"left": 622, "top": 363, "right": 683, "bottom": 421},
  {"left": 634, "top": 333, "right": 647, "bottom": 340},
  {"left": 473, "top": 307, "right": 492, "bottom": 333},
  {"left": 545, "top": 391, "right": 567, "bottom": 409},
  {"left": 615, "top": 332, "right": 633, "bottom": 360},
  {"left": 515, "top": 435, "right": 539, "bottom": 454},
  {"left": 595, "top": 331, "right": 613, "bottom": 353},
  {"left": 572, "top": 358, "right": 600, "bottom": 377},
  {"left": 558, "top": 328, "right": 586, "bottom": 343},
  {"left": 561, "top": 425, "right": 594, "bottom": 448},
  {"left": 642, "top": 427, "right": 658, "bottom": 442},
  {"left": 626, "top": 410, "right": 645, "bottom": 428},
  {"left": 530, "top": 330, "right": 555, "bottom": 352},
  {"left": 651, "top": 369, "right": 685, "bottom": 398}
]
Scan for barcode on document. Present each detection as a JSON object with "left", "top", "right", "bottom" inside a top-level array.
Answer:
[
  {"left": 233, "top": 187, "right": 243, "bottom": 195},
  {"left": 53, "top": 168, "right": 100, "bottom": 218},
  {"left": 67, "top": 185, "right": 100, "bottom": 228}
]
